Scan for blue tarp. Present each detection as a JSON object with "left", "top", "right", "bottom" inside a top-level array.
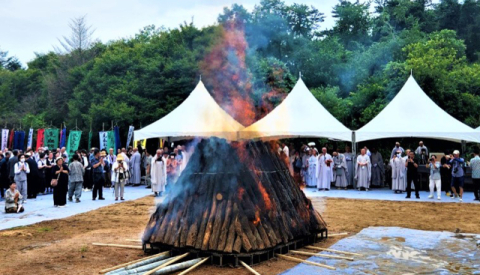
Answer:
[{"left": 282, "top": 227, "right": 480, "bottom": 275}]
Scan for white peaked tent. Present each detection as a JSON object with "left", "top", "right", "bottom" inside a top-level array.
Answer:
[
  {"left": 240, "top": 78, "right": 352, "bottom": 141},
  {"left": 356, "top": 75, "right": 480, "bottom": 143},
  {"left": 477, "top": 126, "right": 480, "bottom": 131},
  {"left": 134, "top": 80, "right": 244, "bottom": 140}
]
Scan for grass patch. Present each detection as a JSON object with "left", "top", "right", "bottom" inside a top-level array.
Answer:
[
  {"left": 80, "top": 245, "right": 88, "bottom": 253},
  {"left": 36, "top": 227, "right": 52, "bottom": 233}
]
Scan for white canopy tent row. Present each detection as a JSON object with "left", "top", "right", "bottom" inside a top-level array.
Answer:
[
  {"left": 355, "top": 75, "right": 480, "bottom": 144},
  {"left": 239, "top": 77, "right": 352, "bottom": 141},
  {"left": 134, "top": 80, "right": 245, "bottom": 141}
]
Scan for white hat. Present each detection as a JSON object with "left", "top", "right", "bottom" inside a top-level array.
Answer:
[
  {"left": 453, "top": 150, "right": 460, "bottom": 155},
  {"left": 308, "top": 142, "right": 316, "bottom": 147}
]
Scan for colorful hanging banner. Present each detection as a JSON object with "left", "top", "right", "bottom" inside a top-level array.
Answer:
[
  {"left": 99, "top": 131, "right": 108, "bottom": 150},
  {"left": 107, "top": 131, "right": 115, "bottom": 151},
  {"left": 59, "top": 127, "right": 67, "bottom": 148},
  {"left": 13, "top": 131, "right": 25, "bottom": 150},
  {"left": 36, "top": 129, "right": 45, "bottom": 150},
  {"left": 8, "top": 129, "right": 14, "bottom": 149},
  {"left": 1, "top": 129, "right": 9, "bottom": 151},
  {"left": 114, "top": 126, "right": 121, "bottom": 153},
  {"left": 126, "top": 126, "right": 134, "bottom": 148},
  {"left": 88, "top": 131, "right": 92, "bottom": 150},
  {"left": 27, "top": 128, "right": 33, "bottom": 149},
  {"left": 44, "top": 129, "right": 59, "bottom": 150},
  {"left": 66, "top": 131, "right": 82, "bottom": 158}
]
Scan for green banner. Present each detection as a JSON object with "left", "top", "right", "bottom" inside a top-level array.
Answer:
[
  {"left": 107, "top": 131, "right": 115, "bottom": 152},
  {"left": 44, "top": 128, "right": 59, "bottom": 150},
  {"left": 66, "top": 131, "right": 82, "bottom": 158},
  {"left": 88, "top": 131, "right": 92, "bottom": 150}
]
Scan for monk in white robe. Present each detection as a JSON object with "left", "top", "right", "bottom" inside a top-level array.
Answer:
[
  {"left": 151, "top": 150, "right": 166, "bottom": 196},
  {"left": 306, "top": 150, "right": 317, "bottom": 187},
  {"left": 390, "top": 150, "right": 406, "bottom": 193},
  {"left": 333, "top": 151, "right": 348, "bottom": 189},
  {"left": 355, "top": 149, "right": 371, "bottom": 190},
  {"left": 317, "top": 147, "right": 333, "bottom": 190}
]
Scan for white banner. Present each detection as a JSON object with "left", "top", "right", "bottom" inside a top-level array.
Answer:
[
  {"left": 99, "top": 131, "right": 108, "bottom": 150},
  {"left": 126, "top": 126, "right": 134, "bottom": 148},
  {"left": 27, "top": 128, "right": 34, "bottom": 149},
  {"left": 1, "top": 129, "right": 9, "bottom": 151}
]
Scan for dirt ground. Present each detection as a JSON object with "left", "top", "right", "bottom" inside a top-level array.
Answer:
[{"left": 1, "top": 196, "right": 480, "bottom": 275}]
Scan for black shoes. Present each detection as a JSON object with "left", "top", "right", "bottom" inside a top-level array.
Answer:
[{"left": 99, "top": 197, "right": 105, "bottom": 200}]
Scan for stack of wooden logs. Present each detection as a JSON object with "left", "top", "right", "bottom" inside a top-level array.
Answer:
[{"left": 142, "top": 138, "right": 327, "bottom": 254}]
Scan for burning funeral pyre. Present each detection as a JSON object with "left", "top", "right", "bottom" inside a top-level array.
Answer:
[{"left": 142, "top": 138, "right": 327, "bottom": 266}]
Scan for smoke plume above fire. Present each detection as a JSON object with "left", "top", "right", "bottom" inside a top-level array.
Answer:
[{"left": 200, "top": 19, "right": 290, "bottom": 127}]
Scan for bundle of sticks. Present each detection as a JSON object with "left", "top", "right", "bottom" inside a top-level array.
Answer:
[
  {"left": 99, "top": 251, "right": 209, "bottom": 275},
  {"left": 142, "top": 138, "right": 327, "bottom": 254}
]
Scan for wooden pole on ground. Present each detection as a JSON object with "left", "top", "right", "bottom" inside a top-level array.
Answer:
[
  {"left": 275, "top": 254, "right": 336, "bottom": 270},
  {"left": 239, "top": 260, "right": 261, "bottom": 275},
  {"left": 99, "top": 251, "right": 170, "bottom": 274},
  {"left": 143, "top": 252, "right": 190, "bottom": 275},
  {"left": 125, "top": 239, "right": 143, "bottom": 243},
  {"left": 177, "top": 257, "right": 210, "bottom": 275},
  {"left": 326, "top": 232, "right": 349, "bottom": 237},
  {"left": 92, "top": 243, "right": 143, "bottom": 249},
  {"left": 305, "top": 245, "right": 361, "bottom": 256},
  {"left": 290, "top": 250, "right": 354, "bottom": 261}
]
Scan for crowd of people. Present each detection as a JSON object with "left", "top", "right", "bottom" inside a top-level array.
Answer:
[
  {"left": 0, "top": 144, "right": 192, "bottom": 213},
  {"left": 282, "top": 141, "right": 480, "bottom": 202}
]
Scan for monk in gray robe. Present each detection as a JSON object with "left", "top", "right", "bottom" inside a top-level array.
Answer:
[
  {"left": 390, "top": 150, "right": 406, "bottom": 193},
  {"left": 333, "top": 151, "right": 348, "bottom": 189},
  {"left": 355, "top": 149, "right": 371, "bottom": 190},
  {"left": 343, "top": 146, "right": 354, "bottom": 187},
  {"left": 370, "top": 147, "right": 385, "bottom": 187}
]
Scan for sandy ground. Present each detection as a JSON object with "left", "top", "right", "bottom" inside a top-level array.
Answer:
[{"left": 1, "top": 196, "right": 479, "bottom": 275}]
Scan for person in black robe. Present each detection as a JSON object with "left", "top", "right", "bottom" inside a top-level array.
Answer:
[
  {"left": 0, "top": 153, "right": 6, "bottom": 199},
  {"left": 52, "top": 157, "right": 69, "bottom": 207},
  {"left": 26, "top": 153, "right": 39, "bottom": 199}
]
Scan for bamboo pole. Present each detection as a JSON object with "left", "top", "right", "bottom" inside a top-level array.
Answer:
[
  {"left": 143, "top": 252, "right": 190, "bottom": 275},
  {"left": 239, "top": 260, "right": 261, "bottom": 275},
  {"left": 99, "top": 251, "right": 170, "bottom": 274},
  {"left": 275, "top": 254, "right": 336, "bottom": 270},
  {"left": 177, "top": 257, "right": 210, "bottom": 275},
  {"left": 305, "top": 245, "right": 362, "bottom": 256},
  {"left": 125, "top": 239, "right": 142, "bottom": 243},
  {"left": 92, "top": 243, "right": 143, "bottom": 250},
  {"left": 290, "top": 250, "right": 354, "bottom": 261},
  {"left": 326, "top": 232, "right": 349, "bottom": 237}
]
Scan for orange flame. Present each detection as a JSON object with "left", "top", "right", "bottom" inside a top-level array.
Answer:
[
  {"left": 257, "top": 181, "right": 272, "bottom": 211},
  {"left": 253, "top": 208, "right": 261, "bottom": 226}
]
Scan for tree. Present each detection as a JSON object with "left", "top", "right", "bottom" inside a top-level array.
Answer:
[
  {"left": 55, "top": 15, "right": 96, "bottom": 65},
  {"left": 0, "top": 49, "right": 22, "bottom": 71}
]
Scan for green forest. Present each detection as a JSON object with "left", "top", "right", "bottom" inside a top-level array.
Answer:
[{"left": 1, "top": 0, "right": 480, "bottom": 136}]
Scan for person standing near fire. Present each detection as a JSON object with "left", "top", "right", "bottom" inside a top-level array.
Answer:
[
  {"left": 151, "top": 149, "right": 166, "bottom": 196},
  {"left": 317, "top": 147, "right": 333, "bottom": 191},
  {"left": 405, "top": 151, "right": 420, "bottom": 199},
  {"left": 449, "top": 150, "right": 465, "bottom": 202},
  {"left": 306, "top": 149, "right": 317, "bottom": 188},
  {"left": 332, "top": 150, "right": 348, "bottom": 190},
  {"left": 166, "top": 152, "right": 178, "bottom": 189},
  {"left": 112, "top": 154, "right": 128, "bottom": 201},
  {"left": 14, "top": 153, "right": 29, "bottom": 204},
  {"left": 355, "top": 148, "right": 371, "bottom": 191}
]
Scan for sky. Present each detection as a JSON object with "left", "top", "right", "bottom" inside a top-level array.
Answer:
[{"left": 1, "top": 0, "right": 340, "bottom": 65}]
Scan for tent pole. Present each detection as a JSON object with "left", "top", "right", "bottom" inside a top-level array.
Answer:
[
  {"left": 461, "top": 140, "right": 466, "bottom": 156},
  {"left": 352, "top": 132, "right": 357, "bottom": 189}
]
